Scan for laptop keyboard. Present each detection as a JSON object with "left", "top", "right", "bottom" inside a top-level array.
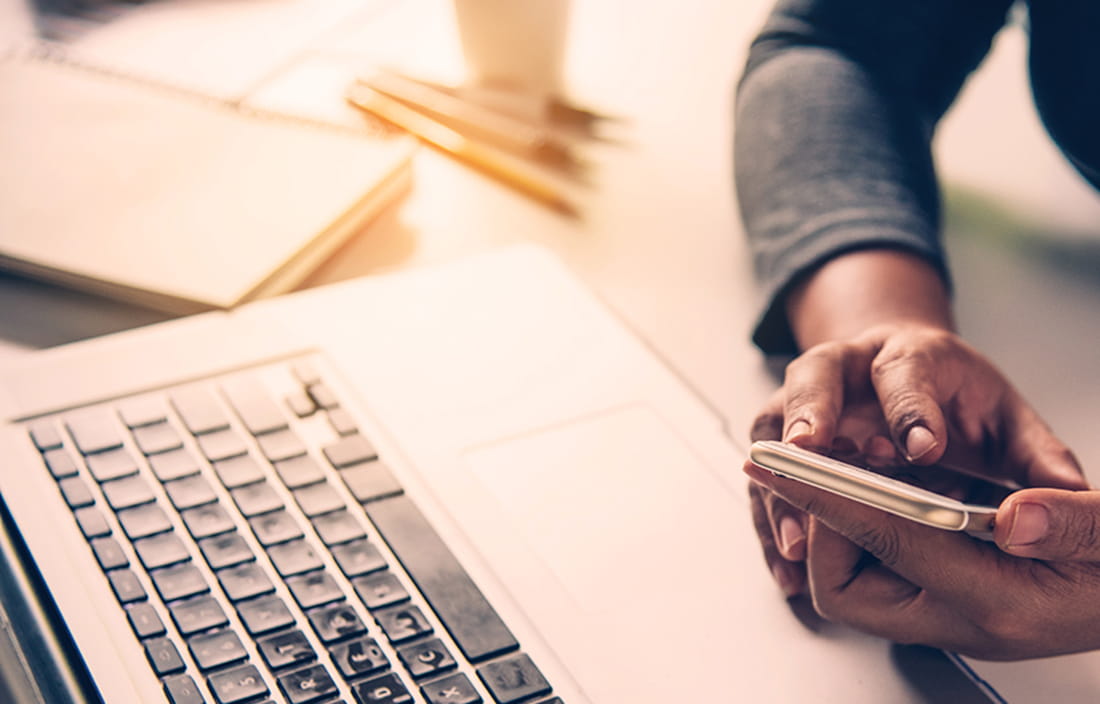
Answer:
[{"left": 24, "top": 355, "right": 563, "bottom": 704}]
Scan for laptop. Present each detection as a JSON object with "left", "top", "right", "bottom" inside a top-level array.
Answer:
[{"left": 0, "top": 246, "right": 1007, "bottom": 703}]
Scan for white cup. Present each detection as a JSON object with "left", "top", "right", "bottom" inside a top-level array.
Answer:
[{"left": 452, "top": 0, "right": 572, "bottom": 99}]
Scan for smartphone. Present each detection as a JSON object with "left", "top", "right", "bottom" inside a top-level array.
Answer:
[{"left": 749, "top": 440, "right": 1004, "bottom": 535}]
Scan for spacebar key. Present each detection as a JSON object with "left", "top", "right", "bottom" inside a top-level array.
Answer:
[{"left": 364, "top": 495, "right": 519, "bottom": 662}]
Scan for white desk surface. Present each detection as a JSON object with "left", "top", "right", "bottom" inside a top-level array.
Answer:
[{"left": 3, "top": 0, "right": 1100, "bottom": 700}]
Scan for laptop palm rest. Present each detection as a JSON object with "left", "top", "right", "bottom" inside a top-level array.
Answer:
[{"left": 464, "top": 404, "right": 760, "bottom": 701}]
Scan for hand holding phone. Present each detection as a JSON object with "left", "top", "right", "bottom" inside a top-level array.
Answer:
[{"left": 749, "top": 440, "right": 1006, "bottom": 535}]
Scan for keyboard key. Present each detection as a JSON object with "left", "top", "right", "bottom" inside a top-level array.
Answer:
[
  {"left": 307, "top": 602, "right": 366, "bottom": 643},
  {"left": 329, "top": 637, "right": 388, "bottom": 681},
  {"left": 340, "top": 463, "right": 402, "bottom": 504},
  {"left": 90, "top": 536, "right": 129, "bottom": 570},
  {"left": 65, "top": 411, "right": 124, "bottom": 455},
  {"left": 181, "top": 503, "right": 236, "bottom": 539},
  {"left": 28, "top": 421, "right": 63, "bottom": 451},
  {"left": 151, "top": 563, "right": 211, "bottom": 602},
  {"left": 292, "top": 481, "right": 344, "bottom": 517},
  {"left": 107, "top": 569, "right": 147, "bottom": 604},
  {"left": 74, "top": 506, "right": 112, "bottom": 539},
  {"left": 131, "top": 421, "right": 184, "bottom": 456},
  {"left": 117, "top": 398, "right": 169, "bottom": 428},
  {"left": 134, "top": 532, "right": 191, "bottom": 570},
  {"left": 213, "top": 454, "right": 266, "bottom": 489},
  {"left": 257, "top": 629, "right": 316, "bottom": 670},
  {"left": 286, "top": 571, "right": 344, "bottom": 610},
  {"left": 323, "top": 434, "right": 377, "bottom": 469},
  {"left": 250, "top": 510, "right": 303, "bottom": 546},
  {"left": 374, "top": 605, "right": 432, "bottom": 645},
  {"left": 222, "top": 380, "right": 289, "bottom": 436},
  {"left": 165, "top": 475, "right": 219, "bottom": 510},
  {"left": 102, "top": 474, "right": 157, "bottom": 510},
  {"left": 170, "top": 595, "right": 229, "bottom": 636},
  {"left": 237, "top": 595, "right": 295, "bottom": 636},
  {"left": 232, "top": 481, "right": 283, "bottom": 517},
  {"left": 58, "top": 476, "right": 95, "bottom": 509},
  {"left": 188, "top": 629, "right": 249, "bottom": 671},
  {"left": 365, "top": 495, "right": 518, "bottom": 662},
  {"left": 217, "top": 562, "right": 274, "bottom": 602},
  {"left": 163, "top": 674, "right": 204, "bottom": 704},
  {"left": 145, "top": 637, "right": 186, "bottom": 676},
  {"left": 477, "top": 654, "right": 551, "bottom": 704},
  {"left": 312, "top": 509, "right": 367, "bottom": 546},
  {"left": 267, "top": 540, "right": 323, "bottom": 577},
  {"left": 352, "top": 573, "right": 409, "bottom": 611},
  {"left": 42, "top": 447, "right": 78, "bottom": 478},
  {"left": 326, "top": 408, "right": 358, "bottom": 437},
  {"left": 285, "top": 391, "right": 317, "bottom": 419},
  {"left": 352, "top": 672, "right": 413, "bottom": 704},
  {"left": 197, "top": 429, "right": 250, "bottom": 463},
  {"left": 199, "top": 532, "right": 254, "bottom": 569},
  {"left": 277, "top": 664, "right": 339, "bottom": 704},
  {"left": 171, "top": 388, "right": 231, "bottom": 436},
  {"left": 397, "top": 638, "right": 456, "bottom": 680},
  {"left": 421, "top": 673, "right": 481, "bottom": 704},
  {"left": 125, "top": 602, "right": 166, "bottom": 639},
  {"left": 118, "top": 503, "right": 173, "bottom": 540},
  {"left": 291, "top": 361, "right": 322, "bottom": 386},
  {"left": 331, "top": 539, "right": 387, "bottom": 578},
  {"left": 256, "top": 429, "right": 307, "bottom": 463},
  {"left": 149, "top": 447, "right": 202, "bottom": 482},
  {"left": 306, "top": 383, "right": 339, "bottom": 411},
  {"left": 273, "top": 455, "right": 326, "bottom": 489},
  {"left": 85, "top": 447, "right": 139, "bottom": 482},
  {"left": 208, "top": 664, "right": 269, "bottom": 704}
]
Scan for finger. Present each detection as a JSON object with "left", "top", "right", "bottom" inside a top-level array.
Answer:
[
  {"left": 762, "top": 484, "right": 808, "bottom": 562},
  {"left": 744, "top": 461, "right": 998, "bottom": 605},
  {"left": 781, "top": 340, "right": 874, "bottom": 448},
  {"left": 867, "top": 334, "right": 951, "bottom": 464},
  {"left": 1001, "top": 396, "right": 1089, "bottom": 490},
  {"left": 749, "top": 481, "right": 806, "bottom": 597},
  {"left": 995, "top": 488, "right": 1100, "bottom": 561},
  {"left": 750, "top": 391, "right": 811, "bottom": 565},
  {"left": 750, "top": 389, "right": 785, "bottom": 442},
  {"left": 804, "top": 520, "right": 981, "bottom": 649}
]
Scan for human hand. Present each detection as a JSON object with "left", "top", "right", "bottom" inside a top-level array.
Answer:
[
  {"left": 748, "top": 322, "right": 1089, "bottom": 598},
  {"left": 744, "top": 461, "right": 1100, "bottom": 659},
  {"left": 776, "top": 322, "right": 1086, "bottom": 488}
]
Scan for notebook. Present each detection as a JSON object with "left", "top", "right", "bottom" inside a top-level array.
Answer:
[
  {"left": 0, "top": 49, "right": 415, "bottom": 314},
  {"left": 1, "top": 245, "right": 1049, "bottom": 703}
]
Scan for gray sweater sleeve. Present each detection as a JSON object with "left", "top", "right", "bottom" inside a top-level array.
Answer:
[{"left": 734, "top": 0, "right": 1013, "bottom": 355}]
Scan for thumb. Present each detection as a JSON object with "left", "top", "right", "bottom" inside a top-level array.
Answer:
[{"left": 995, "top": 488, "right": 1100, "bottom": 561}]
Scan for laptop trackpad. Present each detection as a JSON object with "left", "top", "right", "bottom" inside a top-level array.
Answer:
[{"left": 466, "top": 404, "right": 761, "bottom": 702}]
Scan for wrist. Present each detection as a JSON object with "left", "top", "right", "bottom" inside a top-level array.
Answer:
[{"left": 785, "top": 249, "right": 954, "bottom": 349}]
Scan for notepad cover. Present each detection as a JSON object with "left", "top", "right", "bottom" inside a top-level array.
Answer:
[{"left": 0, "top": 52, "right": 415, "bottom": 313}]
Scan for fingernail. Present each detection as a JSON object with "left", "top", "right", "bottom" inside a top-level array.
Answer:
[
  {"left": 905, "top": 426, "right": 937, "bottom": 461},
  {"left": 785, "top": 420, "right": 812, "bottom": 443},
  {"left": 778, "top": 515, "right": 805, "bottom": 556},
  {"left": 1007, "top": 502, "right": 1049, "bottom": 548},
  {"left": 771, "top": 562, "right": 798, "bottom": 597}
]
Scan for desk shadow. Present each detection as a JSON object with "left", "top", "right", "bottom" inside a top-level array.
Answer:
[
  {"left": 890, "top": 644, "right": 997, "bottom": 704},
  {"left": 0, "top": 271, "right": 172, "bottom": 350}
]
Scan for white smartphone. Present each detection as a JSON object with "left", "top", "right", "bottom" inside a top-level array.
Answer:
[{"left": 749, "top": 440, "right": 1004, "bottom": 535}]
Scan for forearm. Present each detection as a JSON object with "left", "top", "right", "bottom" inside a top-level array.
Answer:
[
  {"left": 785, "top": 249, "right": 955, "bottom": 349},
  {"left": 735, "top": 0, "right": 1010, "bottom": 356}
]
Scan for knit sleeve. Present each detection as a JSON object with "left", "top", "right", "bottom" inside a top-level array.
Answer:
[{"left": 734, "top": 0, "right": 1013, "bottom": 355}]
